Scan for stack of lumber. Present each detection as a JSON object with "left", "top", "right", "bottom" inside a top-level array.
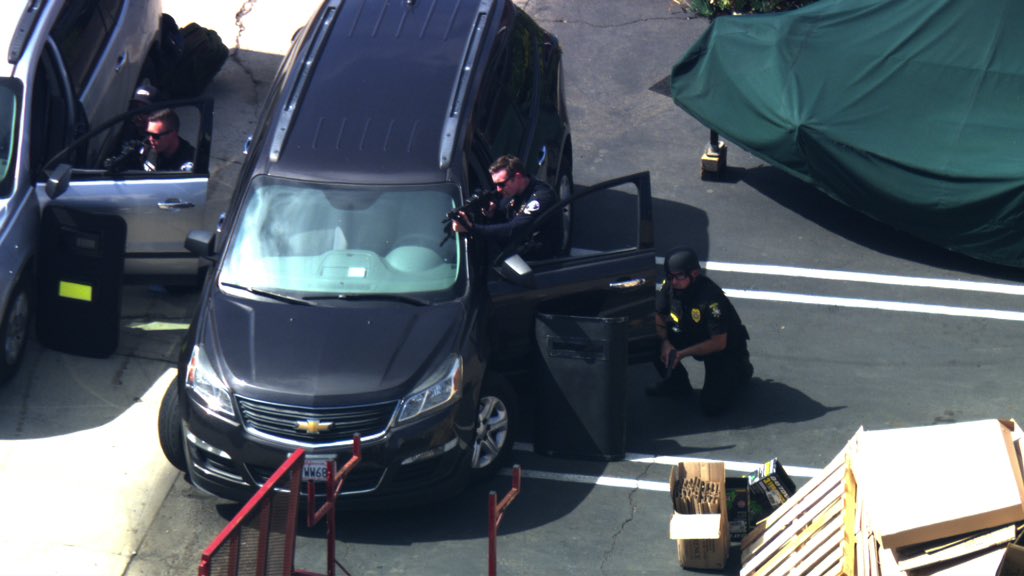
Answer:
[{"left": 740, "top": 419, "right": 1024, "bottom": 576}]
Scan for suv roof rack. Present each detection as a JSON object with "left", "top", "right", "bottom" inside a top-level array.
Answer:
[
  {"left": 269, "top": 0, "right": 341, "bottom": 163},
  {"left": 438, "top": 0, "right": 494, "bottom": 169}
]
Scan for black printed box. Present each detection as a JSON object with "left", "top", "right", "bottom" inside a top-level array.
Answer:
[{"left": 747, "top": 458, "right": 797, "bottom": 511}]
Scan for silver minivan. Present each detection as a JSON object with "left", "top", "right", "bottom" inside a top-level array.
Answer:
[{"left": 1, "top": 0, "right": 211, "bottom": 381}]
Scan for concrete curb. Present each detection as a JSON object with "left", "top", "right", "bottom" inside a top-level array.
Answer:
[{"left": 0, "top": 370, "right": 180, "bottom": 576}]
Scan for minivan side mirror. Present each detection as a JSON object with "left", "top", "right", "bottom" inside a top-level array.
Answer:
[
  {"left": 497, "top": 254, "right": 534, "bottom": 287},
  {"left": 45, "top": 164, "right": 72, "bottom": 199},
  {"left": 185, "top": 230, "right": 217, "bottom": 260}
]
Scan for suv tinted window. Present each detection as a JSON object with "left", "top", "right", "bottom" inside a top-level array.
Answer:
[
  {"left": 475, "top": 12, "right": 537, "bottom": 159},
  {"left": 52, "top": 0, "right": 119, "bottom": 96},
  {"left": 509, "top": 17, "right": 537, "bottom": 121}
]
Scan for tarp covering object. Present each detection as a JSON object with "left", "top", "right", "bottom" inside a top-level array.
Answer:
[{"left": 671, "top": 0, "right": 1024, "bottom": 268}]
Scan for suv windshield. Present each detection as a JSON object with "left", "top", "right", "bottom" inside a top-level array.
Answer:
[
  {"left": 0, "top": 80, "right": 20, "bottom": 198},
  {"left": 220, "top": 176, "right": 462, "bottom": 299}
]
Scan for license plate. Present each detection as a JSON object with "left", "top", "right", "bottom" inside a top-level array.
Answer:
[{"left": 301, "top": 455, "right": 336, "bottom": 482}]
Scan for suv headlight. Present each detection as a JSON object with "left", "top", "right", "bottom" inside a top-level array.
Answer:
[
  {"left": 398, "top": 354, "right": 463, "bottom": 423},
  {"left": 185, "top": 345, "right": 236, "bottom": 420}
]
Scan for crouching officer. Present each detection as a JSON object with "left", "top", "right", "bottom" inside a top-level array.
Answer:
[{"left": 648, "top": 247, "right": 753, "bottom": 416}]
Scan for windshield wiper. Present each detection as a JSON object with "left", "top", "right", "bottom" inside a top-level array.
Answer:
[
  {"left": 221, "top": 282, "right": 314, "bottom": 306},
  {"left": 303, "top": 293, "right": 430, "bottom": 306}
]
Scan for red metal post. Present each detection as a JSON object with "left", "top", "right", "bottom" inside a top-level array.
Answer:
[
  {"left": 295, "top": 435, "right": 361, "bottom": 576},
  {"left": 488, "top": 465, "right": 522, "bottom": 576}
]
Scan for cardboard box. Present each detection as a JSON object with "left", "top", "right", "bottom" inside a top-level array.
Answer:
[
  {"left": 668, "top": 461, "right": 729, "bottom": 569},
  {"left": 855, "top": 419, "right": 1024, "bottom": 549},
  {"left": 747, "top": 457, "right": 796, "bottom": 510}
]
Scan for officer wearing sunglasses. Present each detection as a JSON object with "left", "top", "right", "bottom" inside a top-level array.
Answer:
[
  {"left": 649, "top": 247, "right": 753, "bottom": 416},
  {"left": 108, "top": 108, "right": 195, "bottom": 173},
  {"left": 450, "top": 154, "right": 561, "bottom": 260},
  {"left": 137, "top": 108, "right": 195, "bottom": 172}
]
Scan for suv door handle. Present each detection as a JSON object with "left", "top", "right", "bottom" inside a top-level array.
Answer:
[
  {"left": 114, "top": 51, "right": 128, "bottom": 72},
  {"left": 158, "top": 199, "right": 195, "bottom": 210},
  {"left": 609, "top": 278, "right": 646, "bottom": 290}
]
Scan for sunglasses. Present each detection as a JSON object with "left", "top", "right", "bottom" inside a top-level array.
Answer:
[
  {"left": 146, "top": 129, "right": 174, "bottom": 141},
  {"left": 493, "top": 172, "right": 517, "bottom": 190}
]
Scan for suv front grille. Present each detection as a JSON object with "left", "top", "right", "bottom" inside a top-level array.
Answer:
[{"left": 237, "top": 396, "right": 398, "bottom": 445}]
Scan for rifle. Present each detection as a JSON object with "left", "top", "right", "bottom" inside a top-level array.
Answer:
[{"left": 441, "top": 189, "right": 502, "bottom": 245}]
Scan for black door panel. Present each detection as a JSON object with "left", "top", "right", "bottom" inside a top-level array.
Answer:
[{"left": 486, "top": 172, "right": 657, "bottom": 367}]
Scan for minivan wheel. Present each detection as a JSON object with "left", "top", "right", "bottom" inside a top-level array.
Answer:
[
  {"left": 158, "top": 381, "right": 187, "bottom": 471},
  {"left": 470, "top": 378, "right": 516, "bottom": 478},
  {"left": 0, "top": 277, "right": 31, "bottom": 384}
]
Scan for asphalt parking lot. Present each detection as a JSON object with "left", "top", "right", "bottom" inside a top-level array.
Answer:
[{"left": 3, "top": 1, "right": 1024, "bottom": 575}]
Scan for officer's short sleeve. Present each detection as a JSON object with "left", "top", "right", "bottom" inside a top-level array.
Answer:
[{"left": 655, "top": 283, "right": 670, "bottom": 315}]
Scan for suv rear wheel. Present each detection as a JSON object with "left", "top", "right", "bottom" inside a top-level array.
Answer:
[
  {"left": 0, "top": 276, "right": 31, "bottom": 384},
  {"left": 470, "top": 376, "right": 516, "bottom": 478}
]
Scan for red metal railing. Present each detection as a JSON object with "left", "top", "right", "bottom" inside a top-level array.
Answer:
[
  {"left": 197, "top": 450, "right": 304, "bottom": 576},
  {"left": 197, "top": 435, "right": 361, "bottom": 576}
]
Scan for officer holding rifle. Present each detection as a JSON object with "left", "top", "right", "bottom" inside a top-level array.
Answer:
[{"left": 450, "top": 155, "right": 561, "bottom": 260}]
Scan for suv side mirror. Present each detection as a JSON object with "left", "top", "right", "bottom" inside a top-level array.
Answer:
[
  {"left": 45, "top": 164, "right": 72, "bottom": 199},
  {"left": 497, "top": 254, "right": 534, "bottom": 287},
  {"left": 185, "top": 230, "right": 217, "bottom": 260}
]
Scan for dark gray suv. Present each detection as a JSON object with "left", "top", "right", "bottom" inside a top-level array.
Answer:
[{"left": 159, "top": 0, "right": 657, "bottom": 504}]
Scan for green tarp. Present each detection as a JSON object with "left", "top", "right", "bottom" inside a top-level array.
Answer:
[{"left": 671, "top": 0, "right": 1024, "bottom": 268}]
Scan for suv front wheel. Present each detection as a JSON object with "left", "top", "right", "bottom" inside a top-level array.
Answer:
[
  {"left": 470, "top": 376, "right": 516, "bottom": 479},
  {"left": 158, "top": 381, "right": 187, "bottom": 471}
]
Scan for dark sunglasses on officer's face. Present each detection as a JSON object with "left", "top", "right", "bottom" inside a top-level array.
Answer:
[
  {"left": 494, "top": 172, "right": 518, "bottom": 190},
  {"left": 146, "top": 129, "right": 173, "bottom": 141}
]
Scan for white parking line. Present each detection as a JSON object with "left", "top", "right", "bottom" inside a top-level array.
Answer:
[
  {"left": 726, "top": 289, "right": 1024, "bottom": 322},
  {"left": 705, "top": 261, "right": 1024, "bottom": 296},
  {"left": 654, "top": 259, "right": 1024, "bottom": 321},
  {"left": 506, "top": 443, "right": 823, "bottom": 493}
]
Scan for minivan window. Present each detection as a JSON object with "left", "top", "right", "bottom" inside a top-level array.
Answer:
[
  {"left": 52, "top": 0, "right": 114, "bottom": 96},
  {"left": 30, "top": 48, "right": 73, "bottom": 178},
  {"left": 0, "top": 80, "right": 21, "bottom": 198},
  {"left": 220, "top": 177, "right": 462, "bottom": 298}
]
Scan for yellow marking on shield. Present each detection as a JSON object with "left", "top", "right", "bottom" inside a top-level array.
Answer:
[{"left": 58, "top": 281, "right": 93, "bottom": 302}]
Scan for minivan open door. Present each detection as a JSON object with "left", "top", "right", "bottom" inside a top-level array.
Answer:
[{"left": 40, "top": 98, "right": 214, "bottom": 281}]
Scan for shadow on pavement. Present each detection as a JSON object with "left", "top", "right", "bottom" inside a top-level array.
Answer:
[
  {"left": 652, "top": 196, "right": 710, "bottom": 260},
  {"left": 738, "top": 165, "right": 1024, "bottom": 282},
  {"left": 628, "top": 363, "right": 844, "bottom": 449}
]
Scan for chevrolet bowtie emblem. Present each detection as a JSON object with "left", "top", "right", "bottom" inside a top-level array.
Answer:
[{"left": 296, "top": 419, "right": 332, "bottom": 434}]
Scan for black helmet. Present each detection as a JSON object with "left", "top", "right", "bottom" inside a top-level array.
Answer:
[{"left": 665, "top": 247, "right": 700, "bottom": 277}]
